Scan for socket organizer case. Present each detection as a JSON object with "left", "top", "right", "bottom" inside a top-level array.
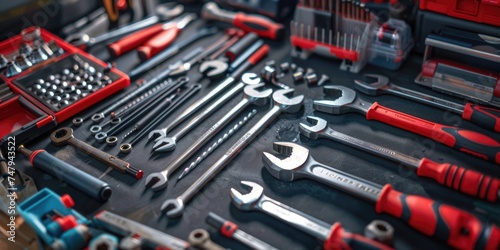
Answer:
[{"left": 0, "top": 27, "right": 130, "bottom": 147}]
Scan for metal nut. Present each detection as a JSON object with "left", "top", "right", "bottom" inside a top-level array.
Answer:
[
  {"left": 72, "top": 117, "right": 83, "bottom": 127},
  {"left": 106, "top": 136, "right": 118, "bottom": 147},
  {"left": 364, "top": 220, "right": 394, "bottom": 245},
  {"left": 292, "top": 71, "right": 304, "bottom": 82},
  {"left": 280, "top": 62, "right": 290, "bottom": 72},
  {"left": 119, "top": 143, "right": 132, "bottom": 154},
  {"left": 305, "top": 73, "right": 318, "bottom": 85}
]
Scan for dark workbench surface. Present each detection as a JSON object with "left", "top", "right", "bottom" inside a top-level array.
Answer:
[{"left": 15, "top": 4, "right": 500, "bottom": 250}]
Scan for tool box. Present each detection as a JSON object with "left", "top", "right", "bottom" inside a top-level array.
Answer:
[
  {"left": 0, "top": 27, "right": 130, "bottom": 147},
  {"left": 419, "top": 0, "right": 500, "bottom": 27}
]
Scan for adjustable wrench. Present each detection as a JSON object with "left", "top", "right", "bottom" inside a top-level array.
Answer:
[
  {"left": 262, "top": 142, "right": 500, "bottom": 250},
  {"left": 160, "top": 89, "right": 304, "bottom": 218},
  {"left": 145, "top": 84, "right": 272, "bottom": 191},
  {"left": 354, "top": 74, "right": 500, "bottom": 133},
  {"left": 230, "top": 181, "right": 392, "bottom": 250},
  {"left": 299, "top": 116, "right": 500, "bottom": 202},
  {"left": 314, "top": 85, "right": 500, "bottom": 165}
]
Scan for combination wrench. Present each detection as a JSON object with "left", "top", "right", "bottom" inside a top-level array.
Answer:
[
  {"left": 299, "top": 116, "right": 500, "bottom": 202},
  {"left": 230, "top": 181, "right": 392, "bottom": 250},
  {"left": 160, "top": 89, "right": 304, "bottom": 218},
  {"left": 314, "top": 85, "right": 500, "bottom": 165},
  {"left": 262, "top": 142, "right": 500, "bottom": 250}
]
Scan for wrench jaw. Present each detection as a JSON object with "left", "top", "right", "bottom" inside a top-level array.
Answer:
[
  {"left": 261, "top": 142, "right": 310, "bottom": 182},
  {"left": 313, "top": 86, "right": 368, "bottom": 115},
  {"left": 273, "top": 89, "right": 305, "bottom": 113},
  {"left": 353, "top": 74, "right": 390, "bottom": 96},
  {"left": 153, "top": 138, "right": 177, "bottom": 152},
  {"left": 148, "top": 129, "right": 167, "bottom": 142},
  {"left": 241, "top": 73, "right": 262, "bottom": 86},
  {"left": 244, "top": 83, "right": 273, "bottom": 106},
  {"left": 145, "top": 172, "right": 169, "bottom": 191},
  {"left": 161, "top": 198, "right": 184, "bottom": 218},
  {"left": 230, "top": 181, "right": 264, "bottom": 211},
  {"left": 299, "top": 116, "right": 328, "bottom": 140}
]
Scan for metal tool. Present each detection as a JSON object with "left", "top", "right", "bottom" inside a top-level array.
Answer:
[
  {"left": 146, "top": 84, "right": 272, "bottom": 190},
  {"left": 355, "top": 74, "right": 500, "bottom": 133},
  {"left": 314, "top": 85, "right": 500, "bottom": 165},
  {"left": 160, "top": 89, "right": 303, "bottom": 217},
  {"left": 177, "top": 110, "right": 257, "bottom": 181},
  {"left": 300, "top": 116, "right": 500, "bottom": 202},
  {"left": 199, "top": 60, "right": 229, "bottom": 80},
  {"left": 206, "top": 212, "right": 278, "bottom": 250},
  {"left": 50, "top": 127, "right": 143, "bottom": 179},
  {"left": 230, "top": 181, "right": 392, "bottom": 250},
  {"left": 188, "top": 229, "right": 225, "bottom": 250},
  {"left": 201, "top": 2, "right": 284, "bottom": 40},
  {"left": 262, "top": 142, "right": 500, "bottom": 250},
  {"left": 226, "top": 32, "right": 259, "bottom": 61},
  {"left": 148, "top": 43, "right": 269, "bottom": 142},
  {"left": 93, "top": 210, "right": 189, "bottom": 250},
  {"left": 18, "top": 145, "right": 111, "bottom": 201},
  {"left": 228, "top": 40, "right": 264, "bottom": 73}
]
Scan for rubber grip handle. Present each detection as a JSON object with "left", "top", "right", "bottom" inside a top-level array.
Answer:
[
  {"left": 325, "top": 222, "right": 393, "bottom": 250},
  {"left": 137, "top": 28, "right": 179, "bottom": 61},
  {"left": 107, "top": 23, "right": 163, "bottom": 57},
  {"left": 233, "top": 13, "right": 284, "bottom": 40},
  {"left": 462, "top": 103, "right": 500, "bottom": 133},
  {"left": 375, "top": 184, "right": 500, "bottom": 250},
  {"left": 417, "top": 158, "right": 500, "bottom": 202},
  {"left": 366, "top": 102, "right": 500, "bottom": 164}
]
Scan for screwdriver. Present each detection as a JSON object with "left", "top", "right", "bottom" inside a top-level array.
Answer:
[{"left": 18, "top": 145, "right": 112, "bottom": 201}]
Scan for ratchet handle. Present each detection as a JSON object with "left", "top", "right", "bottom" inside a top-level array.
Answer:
[
  {"left": 325, "top": 223, "right": 393, "bottom": 250},
  {"left": 233, "top": 13, "right": 284, "bottom": 40},
  {"left": 137, "top": 28, "right": 179, "bottom": 61},
  {"left": 463, "top": 103, "right": 500, "bottom": 133},
  {"left": 366, "top": 102, "right": 500, "bottom": 164},
  {"left": 376, "top": 184, "right": 500, "bottom": 250},
  {"left": 417, "top": 158, "right": 500, "bottom": 202},
  {"left": 107, "top": 23, "right": 163, "bottom": 57}
]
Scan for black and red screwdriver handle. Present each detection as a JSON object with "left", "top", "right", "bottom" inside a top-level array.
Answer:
[
  {"left": 463, "top": 103, "right": 500, "bottom": 133},
  {"left": 376, "top": 184, "right": 500, "bottom": 250},
  {"left": 107, "top": 23, "right": 164, "bottom": 57},
  {"left": 325, "top": 223, "right": 393, "bottom": 250},
  {"left": 417, "top": 158, "right": 500, "bottom": 202},
  {"left": 366, "top": 102, "right": 500, "bottom": 164},
  {"left": 232, "top": 13, "right": 284, "bottom": 40}
]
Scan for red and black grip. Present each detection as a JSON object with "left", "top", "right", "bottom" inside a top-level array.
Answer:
[
  {"left": 206, "top": 212, "right": 237, "bottom": 238},
  {"left": 325, "top": 222, "right": 393, "bottom": 250},
  {"left": 462, "top": 103, "right": 500, "bottom": 133},
  {"left": 107, "top": 23, "right": 163, "bottom": 57},
  {"left": 417, "top": 158, "right": 500, "bottom": 202},
  {"left": 366, "top": 102, "right": 500, "bottom": 164},
  {"left": 137, "top": 28, "right": 179, "bottom": 61},
  {"left": 233, "top": 13, "right": 284, "bottom": 40},
  {"left": 375, "top": 184, "right": 500, "bottom": 250}
]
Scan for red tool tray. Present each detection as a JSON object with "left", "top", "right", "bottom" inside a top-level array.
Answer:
[{"left": 419, "top": 0, "right": 500, "bottom": 26}]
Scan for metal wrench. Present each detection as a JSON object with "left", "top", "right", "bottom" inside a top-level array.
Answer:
[
  {"left": 188, "top": 229, "right": 225, "bottom": 250},
  {"left": 230, "top": 181, "right": 392, "bottom": 250},
  {"left": 299, "top": 116, "right": 500, "bottom": 202},
  {"left": 262, "top": 142, "right": 500, "bottom": 250},
  {"left": 145, "top": 84, "right": 272, "bottom": 190},
  {"left": 160, "top": 89, "right": 304, "bottom": 217},
  {"left": 355, "top": 74, "right": 500, "bottom": 133},
  {"left": 314, "top": 85, "right": 500, "bottom": 165}
]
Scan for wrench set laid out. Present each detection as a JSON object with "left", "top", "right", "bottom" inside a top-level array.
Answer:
[{"left": 3, "top": 1, "right": 500, "bottom": 250}]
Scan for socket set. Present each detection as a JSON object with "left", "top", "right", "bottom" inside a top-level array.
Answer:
[{"left": 0, "top": 27, "right": 130, "bottom": 147}]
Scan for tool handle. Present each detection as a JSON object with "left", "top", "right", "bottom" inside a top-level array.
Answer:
[
  {"left": 417, "top": 158, "right": 500, "bottom": 202},
  {"left": 463, "top": 103, "right": 500, "bottom": 133},
  {"left": 231, "top": 44, "right": 269, "bottom": 78},
  {"left": 233, "top": 13, "right": 284, "bottom": 40},
  {"left": 366, "top": 102, "right": 500, "bottom": 164},
  {"left": 325, "top": 223, "right": 393, "bottom": 250},
  {"left": 375, "top": 184, "right": 500, "bottom": 250},
  {"left": 137, "top": 28, "right": 179, "bottom": 61},
  {"left": 107, "top": 23, "right": 163, "bottom": 57}
]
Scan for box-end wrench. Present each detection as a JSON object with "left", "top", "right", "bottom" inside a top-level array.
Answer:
[
  {"left": 230, "top": 181, "right": 392, "bottom": 250},
  {"left": 299, "top": 116, "right": 500, "bottom": 202},
  {"left": 188, "top": 229, "right": 225, "bottom": 250},
  {"left": 314, "top": 85, "right": 500, "bottom": 165},
  {"left": 160, "top": 89, "right": 304, "bottom": 218},
  {"left": 354, "top": 74, "right": 500, "bottom": 133},
  {"left": 145, "top": 84, "right": 272, "bottom": 190},
  {"left": 262, "top": 142, "right": 500, "bottom": 250}
]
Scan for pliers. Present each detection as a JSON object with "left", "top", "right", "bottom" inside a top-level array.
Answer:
[{"left": 107, "top": 13, "right": 197, "bottom": 61}]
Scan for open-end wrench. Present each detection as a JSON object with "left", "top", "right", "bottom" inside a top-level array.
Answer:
[
  {"left": 230, "top": 181, "right": 392, "bottom": 250},
  {"left": 299, "top": 116, "right": 500, "bottom": 202},
  {"left": 199, "top": 60, "right": 229, "bottom": 80},
  {"left": 160, "top": 89, "right": 304, "bottom": 217},
  {"left": 262, "top": 142, "right": 500, "bottom": 250},
  {"left": 314, "top": 85, "right": 500, "bottom": 165},
  {"left": 145, "top": 84, "right": 272, "bottom": 190},
  {"left": 354, "top": 74, "right": 500, "bottom": 133}
]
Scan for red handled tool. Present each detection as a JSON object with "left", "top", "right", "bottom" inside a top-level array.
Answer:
[{"left": 201, "top": 2, "right": 284, "bottom": 40}]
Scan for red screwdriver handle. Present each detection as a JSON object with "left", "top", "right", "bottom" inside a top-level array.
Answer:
[
  {"left": 366, "top": 102, "right": 500, "bottom": 164},
  {"left": 325, "top": 222, "right": 393, "bottom": 250},
  {"left": 137, "top": 27, "right": 179, "bottom": 61},
  {"left": 107, "top": 23, "right": 163, "bottom": 57},
  {"left": 462, "top": 103, "right": 500, "bottom": 133},
  {"left": 376, "top": 184, "right": 500, "bottom": 250},
  {"left": 417, "top": 158, "right": 500, "bottom": 202},
  {"left": 233, "top": 13, "right": 284, "bottom": 40}
]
